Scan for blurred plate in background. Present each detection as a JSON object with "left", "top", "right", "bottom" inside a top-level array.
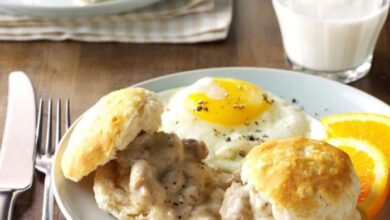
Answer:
[{"left": 0, "top": 0, "right": 162, "bottom": 17}]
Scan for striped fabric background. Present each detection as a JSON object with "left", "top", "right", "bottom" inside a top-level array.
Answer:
[{"left": 0, "top": 0, "right": 233, "bottom": 42}]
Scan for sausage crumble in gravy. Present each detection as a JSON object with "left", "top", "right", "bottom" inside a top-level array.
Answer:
[{"left": 94, "top": 132, "right": 228, "bottom": 220}]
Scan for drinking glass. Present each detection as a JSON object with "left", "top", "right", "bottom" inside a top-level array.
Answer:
[{"left": 272, "top": 0, "right": 389, "bottom": 83}]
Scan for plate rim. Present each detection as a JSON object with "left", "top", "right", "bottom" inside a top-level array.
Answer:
[
  {"left": 0, "top": 0, "right": 161, "bottom": 17},
  {"left": 133, "top": 67, "right": 389, "bottom": 109},
  {"left": 53, "top": 67, "right": 390, "bottom": 220},
  {"left": 0, "top": 0, "right": 140, "bottom": 8}
]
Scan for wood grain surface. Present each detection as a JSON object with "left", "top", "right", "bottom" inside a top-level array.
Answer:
[{"left": 0, "top": 0, "right": 389, "bottom": 219}]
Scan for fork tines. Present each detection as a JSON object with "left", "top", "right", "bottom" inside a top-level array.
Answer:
[{"left": 35, "top": 98, "right": 70, "bottom": 159}]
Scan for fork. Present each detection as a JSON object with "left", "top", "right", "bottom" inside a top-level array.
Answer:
[{"left": 35, "top": 98, "right": 70, "bottom": 220}]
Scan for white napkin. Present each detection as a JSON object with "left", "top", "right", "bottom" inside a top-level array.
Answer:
[{"left": 0, "top": 0, "right": 233, "bottom": 43}]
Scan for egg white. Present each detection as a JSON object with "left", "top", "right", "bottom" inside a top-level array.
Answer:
[{"left": 158, "top": 84, "right": 324, "bottom": 172}]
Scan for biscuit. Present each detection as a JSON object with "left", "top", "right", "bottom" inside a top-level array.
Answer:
[
  {"left": 220, "top": 137, "right": 361, "bottom": 219},
  {"left": 61, "top": 87, "right": 163, "bottom": 182}
]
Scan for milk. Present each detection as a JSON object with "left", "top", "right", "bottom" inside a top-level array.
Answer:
[{"left": 273, "top": 0, "right": 389, "bottom": 72}]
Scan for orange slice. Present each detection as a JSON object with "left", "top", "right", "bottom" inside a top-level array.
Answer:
[
  {"left": 326, "top": 138, "right": 388, "bottom": 220},
  {"left": 321, "top": 113, "right": 390, "bottom": 189}
]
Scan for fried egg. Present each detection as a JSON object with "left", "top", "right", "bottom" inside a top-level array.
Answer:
[{"left": 159, "top": 77, "right": 322, "bottom": 172}]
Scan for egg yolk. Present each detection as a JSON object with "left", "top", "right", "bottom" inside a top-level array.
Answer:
[{"left": 186, "top": 78, "right": 272, "bottom": 125}]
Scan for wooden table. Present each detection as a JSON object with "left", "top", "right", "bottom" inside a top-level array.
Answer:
[{"left": 0, "top": 0, "right": 389, "bottom": 219}]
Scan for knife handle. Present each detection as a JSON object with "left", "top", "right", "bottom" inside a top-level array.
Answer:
[{"left": 0, "top": 191, "right": 13, "bottom": 220}]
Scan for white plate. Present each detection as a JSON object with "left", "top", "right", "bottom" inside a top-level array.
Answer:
[
  {"left": 52, "top": 67, "right": 390, "bottom": 220},
  {"left": 0, "top": 0, "right": 161, "bottom": 17}
]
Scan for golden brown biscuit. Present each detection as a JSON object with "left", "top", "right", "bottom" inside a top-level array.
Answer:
[
  {"left": 221, "top": 137, "right": 361, "bottom": 220},
  {"left": 61, "top": 88, "right": 163, "bottom": 182}
]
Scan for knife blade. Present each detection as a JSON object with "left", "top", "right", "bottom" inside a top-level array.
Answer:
[{"left": 0, "top": 71, "right": 36, "bottom": 220}]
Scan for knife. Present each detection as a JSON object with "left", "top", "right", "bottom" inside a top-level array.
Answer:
[{"left": 0, "top": 72, "right": 36, "bottom": 220}]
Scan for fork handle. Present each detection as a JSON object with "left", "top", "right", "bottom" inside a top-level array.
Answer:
[
  {"left": 0, "top": 190, "right": 13, "bottom": 220},
  {"left": 42, "top": 172, "right": 54, "bottom": 220}
]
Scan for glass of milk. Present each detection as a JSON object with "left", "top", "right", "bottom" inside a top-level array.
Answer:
[{"left": 272, "top": 0, "right": 389, "bottom": 83}]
